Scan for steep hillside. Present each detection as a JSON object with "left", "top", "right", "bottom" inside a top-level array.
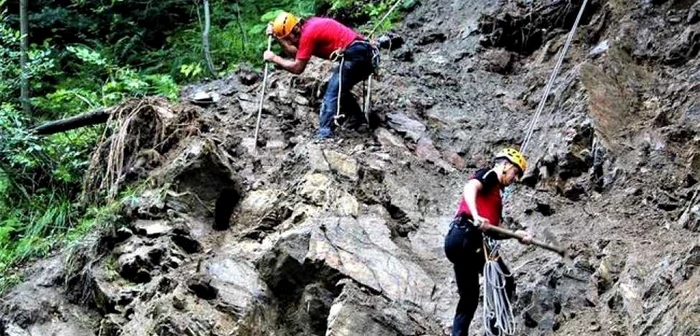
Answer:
[{"left": 1, "top": 0, "right": 699, "bottom": 335}]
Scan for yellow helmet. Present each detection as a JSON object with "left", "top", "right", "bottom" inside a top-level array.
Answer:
[
  {"left": 272, "top": 12, "right": 300, "bottom": 39},
  {"left": 495, "top": 148, "right": 527, "bottom": 173}
]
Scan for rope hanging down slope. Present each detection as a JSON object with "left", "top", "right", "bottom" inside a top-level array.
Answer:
[{"left": 484, "top": 1, "right": 590, "bottom": 335}]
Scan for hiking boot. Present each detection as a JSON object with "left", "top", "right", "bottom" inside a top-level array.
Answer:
[{"left": 314, "top": 133, "right": 335, "bottom": 144}]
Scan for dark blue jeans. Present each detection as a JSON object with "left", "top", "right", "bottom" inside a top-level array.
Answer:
[
  {"left": 318, "top": 41, "right": 378, "bottom": 139},
  {"left": 444, "top": 215, "right": 515, "bottom": 336}
]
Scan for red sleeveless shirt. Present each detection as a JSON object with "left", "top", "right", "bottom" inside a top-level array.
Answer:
[{"left": 456, "top": 169, "right": 503, "bottom": 226}]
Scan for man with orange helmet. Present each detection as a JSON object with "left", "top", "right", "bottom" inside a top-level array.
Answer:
[
  {"left": 263, "top": 12, "right": 379, "bottom": 140},
  {"left": 444, "top": 147, "right": 534, "bottom": 336}
]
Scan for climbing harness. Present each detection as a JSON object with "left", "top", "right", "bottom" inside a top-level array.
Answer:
[
  {"left": 482, "top": 238, "right": 516, "bottom": 336},
  {"left": 329, "top": 40, "right": 381, "bottom": 128},
  {"left": 254, "top": 35, "right": 273, "bottom": 152}
]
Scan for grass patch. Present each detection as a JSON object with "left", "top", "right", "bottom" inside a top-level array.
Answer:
[{"left": 0, "top": 187, "right": 138, "bottom": 296}]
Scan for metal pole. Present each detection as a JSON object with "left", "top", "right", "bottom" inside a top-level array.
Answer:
[
  {"left": 364, "top": 75, "right": 373, "bottom": 124},
  {"left": 483, "top": 224, "right": 567, "bottom": 257},
  {"left": 253, "top": 35, "right": 273, "bottom": 152}
]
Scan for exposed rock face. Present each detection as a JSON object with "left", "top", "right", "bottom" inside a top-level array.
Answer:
[{"left": 3, "top": 0, "right": 700, "bottom": 335}]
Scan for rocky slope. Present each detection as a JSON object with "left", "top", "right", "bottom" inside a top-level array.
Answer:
[{"left": 2, "top": 0, "right": 700, "bottom": 335}]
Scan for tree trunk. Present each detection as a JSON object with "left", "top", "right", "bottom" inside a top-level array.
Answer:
[
  {"left": 19, "top": 0, "right": 29, "bottom": 114},
  {"left": 235, "top": 2, "right": 247, "bottom": 52},
  {"left": 202, "top": 0, "right": 217, "bottom": 78}
]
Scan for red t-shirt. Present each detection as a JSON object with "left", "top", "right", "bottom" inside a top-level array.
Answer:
[
  {"left": 296, "top": 17, "right": 362, "bottom": 61},
  {"left": 456, "top": 169, "right": 503, "bottom": 226}
]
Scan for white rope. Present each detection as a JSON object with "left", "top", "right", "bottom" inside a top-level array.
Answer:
[
  {"left": 482, "top": 256, "right": 516, "bottom": 336},
  {"left": 520, "top": 0, "right": 589, "bottom": 154},
  {"left": 368, "top": 0, "right": 405, "bottom": 39},
  {"left": 334, "top": 55, "right": 345, "bottom": 127},
  {"left": 503, "top": 0, "right": 589, "bottom": 202},
  {"left": 487, "top": 4, "right": 591, "bottom": 333}
]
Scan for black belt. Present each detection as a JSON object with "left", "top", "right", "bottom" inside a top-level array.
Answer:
[{"left": 450, "top": 213, "right": 475, "bottom": 230}]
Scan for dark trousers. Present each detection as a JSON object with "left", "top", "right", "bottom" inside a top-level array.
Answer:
[
  {"left": 318, "top": 41, "right": 379, "bottom": 139},
  {"left": 444, "top": 215, "right": 515, "bottom": 336}
]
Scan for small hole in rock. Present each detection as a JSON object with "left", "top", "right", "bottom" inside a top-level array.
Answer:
[
  {"left": 554, "top": 300, "right": 562, "bottom": 314},
  {"left": 214, "top": 188, "right": 241, "bottom": 231}
]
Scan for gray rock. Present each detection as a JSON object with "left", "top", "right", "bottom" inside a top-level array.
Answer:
[
  {"left": 171, "top": 234, "right": 202, "bottom": 254},
  {"left": 307, "top": 145, "right": 331, "bottom": 172},
  {"left": 0, "top": 257, "right": 96, "bottom": 336},
  {"left": 374, "top": 127, "right": 407, "bottom": 149},
  {"left": 133, "top": 220, "right": 172, "bottom": 238},
  {"left": 333, "top": 192, "right": 360, "bottom": 217},
  {"left": 687, "top": 245, "right": 700, "bottom": 267},
  {"left": 261, "top": 216, "right": 436, "bottom": 311},
  {"left": 117, "top": 245, "right": 166, "bottom": 283},
  {"left": 689, "top": 1, "right": 700, "bottom": 24},
  {"left": 236, "top": 66, "right": 261, "bottom": 85},
  {"left": 238, "top": 94, "right": 258, "bottom": 116},
  {"left": 386, "top": 112, "right": 427, "bottom": 142},
  {"left": 664, "top": 23, "right": 700, "bottom": 65},
  {"left": 394, "top": 46, "right": 414, "bottom": 62},
  {"left": 203, "top": 257, "right": 272, "bottom": 319},
  {"left": 4, "top": 324, "right": 30, "bottom": 336},
  {"left": 294, "top": 95, "right": 310, "bottom": 105},
  {"left": 324, "top": 150, "right": 359, "bottom": 181},
  {"left": 153, "top": 313, "right": 213, "bottom": 336},
  {"left": 415, "top": 136, "right": 443, "bottom": 163},
  {"left": 240, "top": 189, "right": 280, "bottom": 218},
  {"left": 298, "top": 173, "right": 331, "bottom": 205},
  {"left": 187, "top": 276, "right": 219, "bottom": 300},
  {"left": 480, "top": 48, "right": 514, "bottom": 74},
  {"left": 417, "top": 30, "right": 447, "bottom": 45},
  {"left": 588, "top": 40, "right": 609, "bottom": 57},
  {"left": 681, "top": 204, "right": 700, "bottom": 232},
  {"left": 415, "top": 136, "right": 455, "bottom": 172},
  {"left": 98, "top": 314, "right": 125, "bottom": 336},
  {"left": 172, "top": 295, "right": 187, "bottom": 311},
  {"left": 326, "top": 282, "right": 439, "bottom": 336},
  {"left": 115, "top": 227, "right": 133, "bottom": 243}
]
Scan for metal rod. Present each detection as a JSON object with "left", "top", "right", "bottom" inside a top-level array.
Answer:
[
  {"left": 253, "top": 35, "right": 273, "bottom": 152},
  {"left": 483, "top": 224, "right": 567, "bottom": 257}
]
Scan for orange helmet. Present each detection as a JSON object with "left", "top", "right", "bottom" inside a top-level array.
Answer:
[
  {"left": 494, "top": 148, "right": 527, "bottom": 173},
  {"left": 272, "top": 12, "right": 300, "bottom": 39}
]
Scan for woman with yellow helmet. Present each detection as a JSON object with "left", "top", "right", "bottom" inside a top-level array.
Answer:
[{"left": 443, "top": 147, "right": 533, "bottom": 336}]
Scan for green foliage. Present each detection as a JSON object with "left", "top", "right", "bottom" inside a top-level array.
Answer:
[
  {"left": 0, "top": 103, "right": 99, "bottom": 280},
  {"left": 156, "top": 0, "right": 412, "bottom": 82},
  {"left": 0, "top": 6, "right": 169, "bottom": 294},
  {"left": 31, "top": 45, "right": 178, "bottom": 115}
]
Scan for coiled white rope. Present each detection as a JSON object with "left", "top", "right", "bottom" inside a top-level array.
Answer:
[{"left": 482, "top": 240, "right": 516, "bottom": 336}]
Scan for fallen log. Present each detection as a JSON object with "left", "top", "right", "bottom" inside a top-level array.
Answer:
[{"left": 32, "top": 109, "right": 110, "bottom": 135}]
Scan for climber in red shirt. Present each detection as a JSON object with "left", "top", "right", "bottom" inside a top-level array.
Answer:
[
  {"left": 444, "top": 147, "right": 534, "bottom": 336},
  {"left": 263, "top": 12, "right": 379, "bottom": 140}
]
